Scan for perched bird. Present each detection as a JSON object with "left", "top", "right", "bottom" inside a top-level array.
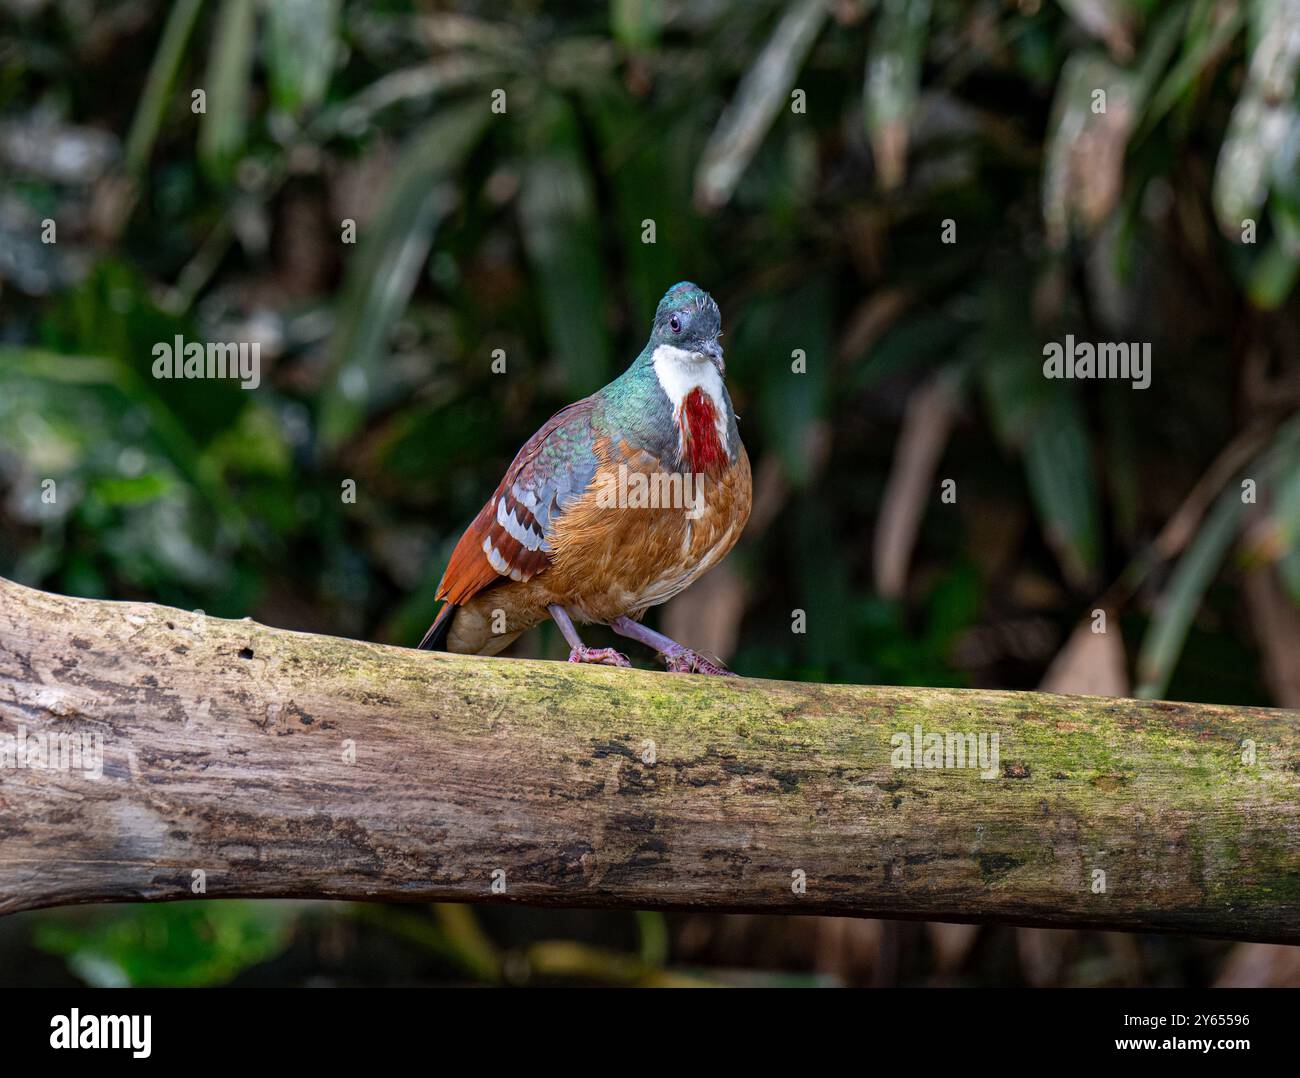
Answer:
[{"left": 419, "top": 281, "right": 751, "bottom": 675}]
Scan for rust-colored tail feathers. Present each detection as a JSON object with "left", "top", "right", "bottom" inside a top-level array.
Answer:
[
  {"left": 417, "top": 500, "right": 499, "bottom": 651},
  {"left": 417, "top": 399, "right": 599, "bottom": 652}
]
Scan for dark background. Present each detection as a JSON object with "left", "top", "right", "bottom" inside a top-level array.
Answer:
[{"left": 1, "top": 0, "right": 1298, "bottom": 986}]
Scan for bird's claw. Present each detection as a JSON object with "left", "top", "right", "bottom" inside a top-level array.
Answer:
[
  {"left": 664, "top": 649, "right": 737, "bottom": 676},
  {"left": 568, "top": 645, "right": 631, "bottom": 668}
]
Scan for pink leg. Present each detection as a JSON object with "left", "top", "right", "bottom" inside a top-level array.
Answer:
[
  {"left": 609, "top": 616, "right": 737, "bottom": 677},
  {"left": 548, "top": 605, "right": 630, "bottom": 668}
]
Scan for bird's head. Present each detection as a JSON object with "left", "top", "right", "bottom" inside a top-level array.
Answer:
[{"left": 648, "top": 281, "right": 724, "bottom": 375}]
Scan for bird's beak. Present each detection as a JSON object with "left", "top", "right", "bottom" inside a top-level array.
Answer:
[{"left": 699, "top": 337, "right": 725, "bottom": 376}]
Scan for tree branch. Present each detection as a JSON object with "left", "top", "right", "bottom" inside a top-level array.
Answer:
[{"left": 1, "top": 576, "right": 1297, "bottom": 941}]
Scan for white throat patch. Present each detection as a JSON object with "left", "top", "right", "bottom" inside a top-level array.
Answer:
[{"left": 650, "top": 344, "right": 729, "bottom": 450}]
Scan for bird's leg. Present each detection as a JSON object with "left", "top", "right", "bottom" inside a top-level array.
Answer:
[
  {"left": 609, "top": 616, "right": 737, "bottom": 677},
  {"left": 548, "top": 605, "right": 631, "bottom": 668}
]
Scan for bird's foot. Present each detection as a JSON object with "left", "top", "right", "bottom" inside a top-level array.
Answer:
[
  {"left": 568, "top": 645, "right": 631, "bottom": 668},
  {"left": 663, "top": 649, "right": 737, "bottom": 677}
]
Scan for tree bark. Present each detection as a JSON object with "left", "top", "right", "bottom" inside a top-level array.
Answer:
[{"left": 1, "top": 576, "right": 1297, "bottom": 941}]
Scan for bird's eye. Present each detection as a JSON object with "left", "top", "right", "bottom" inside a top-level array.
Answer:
[{"left": 669, "top": 316, "right": 681, "bottom": 333}]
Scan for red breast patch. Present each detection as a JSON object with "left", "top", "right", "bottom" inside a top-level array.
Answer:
[{"left": 680, "top": 388, "right": 726, "bottom": 475}]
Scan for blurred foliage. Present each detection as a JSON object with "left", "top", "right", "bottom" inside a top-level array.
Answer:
[
  {"left": 31, "top": 901, "right": 298, "bottom": 987},
  {"left": 2, "top": 0, "right": 1299, "bottom": 987}
]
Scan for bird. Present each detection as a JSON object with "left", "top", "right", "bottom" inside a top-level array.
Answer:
[{"left": 418, "top": 281, "right": 751, "bottom": 675}]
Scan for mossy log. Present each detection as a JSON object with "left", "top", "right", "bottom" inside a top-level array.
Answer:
[{"left": 1, "top": 576, "right": 1297, "bottom": 941}]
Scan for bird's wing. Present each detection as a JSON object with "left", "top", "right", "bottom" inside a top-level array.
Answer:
[{"left": 435, "top": 398, "right": 601, "bottom": 607}]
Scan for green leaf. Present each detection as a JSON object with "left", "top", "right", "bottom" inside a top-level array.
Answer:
[
  {"left": 34, "top": 902, "right": 298, "bottom": 987},
  {"left": 1246, "top": 234, "right": 1300, "bottom": 307},
  {"left": 611, "top": 0, "right": 662, "bottom": 50},
  {"left": 864, "top": 0, "right": 929, "bottom": 191},
  {"left": 977, "top": 271, "right": 1050, "bottom": 448},
  {"left": 123, "top": 0, "right": 204, "bottom": 175},
  {"left": 1128, "top": 4, "right": 1189, "bottom": 106},
  {"left": 978, "top": 265, "right": 1099, "bottom": 585},
  {"left": 1136, "top": 1, "right": 1244, "bottom": 141},
  {"left": 1211, "top": 0, "right": 1300, "bottom": 235},
  {"left": 198, "top": 0, "right": 257, "bottom": 184},
  {"left": 312, "top": 56, "right": 498, "bottom": 140},
  {"left": 0, "top": 346, "right": 248, "bottom": 561},
  {"left": 694, "top": 0, "right": 830, "bottom": 210},
  {"left": 738, "top": 276, "right": 831, "bottom": 487},
  {"left": 265, "top": 0, "right": 340, "bottom": 116},
  {"left": 38, "top": 261, "right": 247, "bottom": 447},
  {"left": 1136, "top": 485, "right": 1244, "bottom": 698},
  {"left": 92, "top": 472, "right": 172, "bottom": 506},
  {"left": 1246, "top": 191, "right": 1300, "bottom": 308},
  {"left": 518, "top": 95, "right": 612, "bottom": 396},
  {"left": 1042, "top": 53, "right": 1137, "bottom": 247},
  {"left": 1023, "top": 385, "right": 1101, "bottom": 589},
  {"left": 1262, "top": 418, "right": 1300, "bottom": 602},
  {"left": 319, "top": 102, "right": 489, "bottom": 450},
  {"left": 851, "top": 309, "right": 968, "bottom": 391},
  {"left": 585, "top": 93, "right": 700, "bottom": 326}
]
